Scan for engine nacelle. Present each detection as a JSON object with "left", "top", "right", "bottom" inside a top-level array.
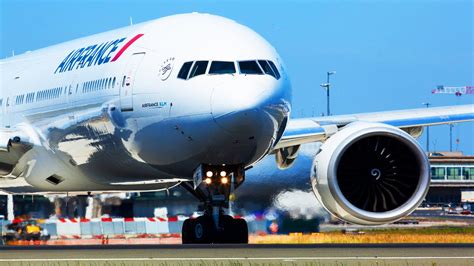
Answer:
[
  {"left": 311, "top": 122, "right": 430, "bottom": 225},
  {"left": 275, "top": 145, "right": 300, "bottom": 170}
]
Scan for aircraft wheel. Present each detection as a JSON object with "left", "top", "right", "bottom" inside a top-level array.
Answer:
[
  {"left": 193, "top": 216, "right": 213, "bottom": 244},
  {"left": 234, "top": 218, "right": 249, "bottom": 244},
  {"left": 181, "top": 219, "right": 194, "bottom": 244},
  {"left": 217, "top": 216, "right": 248, "bottom": 243},
  {"left": 216, "top": 215, "right": 234, "bottom": 243}
]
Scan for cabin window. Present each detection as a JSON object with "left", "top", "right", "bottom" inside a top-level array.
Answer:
[
  {"left": 238, "top": 60, "right": 263, "bottom": 75},
  {"left": 209, "top": 61, "right": 236, "bottom": 74}
]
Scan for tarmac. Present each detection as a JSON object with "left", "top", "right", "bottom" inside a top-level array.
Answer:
[{"left": 1, "top": 243, "right": 474, "bottom": 265}]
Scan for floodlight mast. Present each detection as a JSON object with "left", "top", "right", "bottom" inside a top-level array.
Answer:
[
  {"left": 422, "top": 102, "right": 431, "bottom": 152},
  {"left": 320, "top": 71, "right": 336, "bottom": 116}
]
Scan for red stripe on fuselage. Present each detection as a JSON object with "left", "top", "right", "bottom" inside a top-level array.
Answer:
[{"left": 111, "top": 33, "right": 144, "bottom": 62}]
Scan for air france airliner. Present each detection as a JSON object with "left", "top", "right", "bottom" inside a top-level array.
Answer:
[{"left": 1, "top": 13, "right": 473, "bottom": 243}]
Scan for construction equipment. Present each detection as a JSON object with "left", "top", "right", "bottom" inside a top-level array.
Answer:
[
  {"left": 432, "top": 86, "right": 473, "bottom": 96},
  {"left": 431, "top": 85, "right": 472, "bottom": 151}
]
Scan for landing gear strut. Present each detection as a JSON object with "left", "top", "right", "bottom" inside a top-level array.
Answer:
[{"left": 180, "top": 165, "right": 248, "bottom": 244}]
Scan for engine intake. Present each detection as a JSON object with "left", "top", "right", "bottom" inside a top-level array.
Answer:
[{"left": 311, "top": 122, "right": 430, "bottom": 225}]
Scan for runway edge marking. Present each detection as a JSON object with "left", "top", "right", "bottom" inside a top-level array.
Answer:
[{"left": 1, "top": 257, "right": 474, "bottom": 262}]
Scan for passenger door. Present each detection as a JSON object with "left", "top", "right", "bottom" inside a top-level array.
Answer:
[
  {"left": 120, "top": 52, "right": 145, "bottom": 112},
  {"left": 3, "top": 97, "right": 10, "bottom": 128}
]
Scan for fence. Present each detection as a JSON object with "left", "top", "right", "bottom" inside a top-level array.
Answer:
[{"left": 1, "top": 216, "right": 269, "bottom": 240}]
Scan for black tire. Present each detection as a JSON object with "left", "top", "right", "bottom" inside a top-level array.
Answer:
[
  {"left": 216, "top": 215, "right": 234, "bottom": 243},
  {"left": 181, "top": 219, "right": 193, "bottom": 244},
  {"left": 234, "top": 218, "right": 248, "bottom": 244},
  {"left": 193, "top": 216, "right": 213, "bottom": 244},
  {"left": 218, "top": 216, "right": 248, "bottom": 244}
]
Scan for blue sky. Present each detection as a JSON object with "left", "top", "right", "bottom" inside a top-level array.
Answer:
[{"left": 1, "top": 0, "right": 473, "bottom": 154}]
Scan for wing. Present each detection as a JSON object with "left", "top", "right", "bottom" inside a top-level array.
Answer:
[{"left": 274, "top": 104, "right": 474, "bottom": 150}]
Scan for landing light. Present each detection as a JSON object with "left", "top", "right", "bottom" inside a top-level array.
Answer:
[
  {"left": 204, "top": 177, "right": 212, "bottom": 185},
  {"left": 220, "top": 171, "right": 227, "bottom": 177},
  {"left": 221, "top": 177, "right": 229, "bottom": 184},
  {"left": 206, "top": 171, "right": 213, "bottom": 178}
]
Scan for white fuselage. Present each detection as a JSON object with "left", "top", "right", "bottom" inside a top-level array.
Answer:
[{"left": 0, "top": 13, "right": 291, "bottom": 192}]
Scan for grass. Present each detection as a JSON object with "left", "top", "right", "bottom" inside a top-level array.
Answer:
[{"left": 251, "top": 227, "right": 474, "bottom": 244}]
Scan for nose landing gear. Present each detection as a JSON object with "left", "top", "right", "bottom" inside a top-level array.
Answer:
[{"left": 180, "top": 165, "right": 248, "bottom": 244}]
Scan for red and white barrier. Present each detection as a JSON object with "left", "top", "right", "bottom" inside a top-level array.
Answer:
[
  {"left": 56, "top": 218, "right": 81, "bottom": 239},
  {"left": 13, "top": 216, "right": 188, "bottom": 239}
]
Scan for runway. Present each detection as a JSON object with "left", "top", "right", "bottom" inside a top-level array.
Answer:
[{"left": 1, "top": 244, "right": 473, "bottom": 265}]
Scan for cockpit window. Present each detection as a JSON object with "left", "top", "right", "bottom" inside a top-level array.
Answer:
[
  {"left": 178, "top": 59, "right": 280, "bottom": 80},
  {"left": 267, "top": 61, "right": 281, "bottom": 79},
  {"left": 188, "top": 61, "right": 208, "bottom": 79},
  {"left": 178, "top": 61, "right": 193, "bottom": 79},
  {"left": 209, "top": 61, "right": 236, "bottom": 74},
  {"left": 258, "top": 60, "right": 277, "bottom": 79},
  {"left": 238, "top": 60, "right": 263, "bottom": 75}
]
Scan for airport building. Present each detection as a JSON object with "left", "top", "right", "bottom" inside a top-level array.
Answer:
[{"left": 426, "top": 152, "right": 474, "bottom": 205}]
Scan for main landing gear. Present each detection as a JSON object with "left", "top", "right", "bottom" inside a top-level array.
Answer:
[{"left": 180, "top": 165, "right": 248, "bottom": 244}]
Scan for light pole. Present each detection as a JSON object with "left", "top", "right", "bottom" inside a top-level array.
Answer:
[
  {"left": 422, "top": 102, "right": 431, "bottom": 152},
  {"left": 449, "top": 124, "right": 454, "bottom": 152},
  {"left": 320, "top": 71, "right": 336, "bottom": 116}
]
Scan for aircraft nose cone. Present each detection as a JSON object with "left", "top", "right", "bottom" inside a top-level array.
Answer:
[
  {"left": 206, "top": 77, "right": 290, "bottom": 165},
  {"left": 210, "top": 79, "right": 278, "bottom": 135},
  {"left": 212, "top": 91, "right": 267, "bottom": 133}
]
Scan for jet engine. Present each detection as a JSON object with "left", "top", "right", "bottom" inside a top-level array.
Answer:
[{"left": 311, "top": 122, "right": 430, "bottom": 225}]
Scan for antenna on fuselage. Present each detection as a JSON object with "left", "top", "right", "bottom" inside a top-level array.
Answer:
[{"left": 129, "top": 16, "right": 133, "bottom": 26}]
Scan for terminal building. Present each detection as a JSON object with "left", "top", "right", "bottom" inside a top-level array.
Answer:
[{"left": 427, "top": 152, "right": 474, "bottom": 204}]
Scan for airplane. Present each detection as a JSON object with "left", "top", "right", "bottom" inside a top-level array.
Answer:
[{"left": 0, "top": 13, "right": 473, "bottom": 244}]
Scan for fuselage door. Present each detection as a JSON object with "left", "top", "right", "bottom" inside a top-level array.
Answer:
[
  {"left": 3, "top": 97, "right": 10, "bottom": 128},
  {"left": 120, "top": 52, "right": 145, "bottom": 112}
]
